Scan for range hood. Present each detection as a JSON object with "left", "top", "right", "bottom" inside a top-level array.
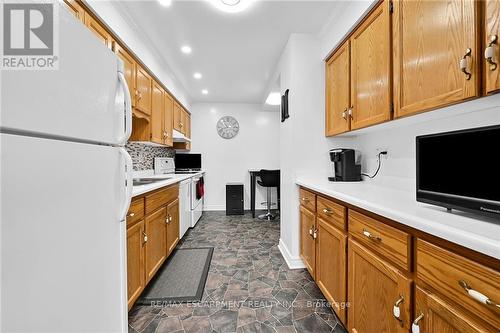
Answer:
[{"left": 173, "top": 129, "right": 191, "bottom": 142}]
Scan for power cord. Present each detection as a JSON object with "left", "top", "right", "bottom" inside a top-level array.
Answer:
[{"left": 361, "top": 151, "right": 387, "bottom": 179}]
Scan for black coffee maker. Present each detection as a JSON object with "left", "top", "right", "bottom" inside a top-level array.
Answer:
[{"left": 328, "top": 149, "right": 361, "bottom": 182}]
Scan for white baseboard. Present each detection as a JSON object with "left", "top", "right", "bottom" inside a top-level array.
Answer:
[
  {"left": 203, "top": 205, "right": 225, "bottom": 211},
  {"left": 278, "top": 239, "right": 305, "bottom": 269}
]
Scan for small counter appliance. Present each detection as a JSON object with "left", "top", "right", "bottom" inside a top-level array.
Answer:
[{"left": 329, "top": 149, "right": 361, "bottom": 182}]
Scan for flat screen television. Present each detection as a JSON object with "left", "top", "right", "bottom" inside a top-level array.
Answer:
[
  {"left": 175, "top": 153, "right": 201, "bottom": 170},
  {"left": 416, "top": 125, "right": 500, "bottom": 219}
]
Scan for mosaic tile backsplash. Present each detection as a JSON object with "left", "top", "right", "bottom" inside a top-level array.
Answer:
[{"left": 126, "top": 142, "right": 175, "bottom": 171}]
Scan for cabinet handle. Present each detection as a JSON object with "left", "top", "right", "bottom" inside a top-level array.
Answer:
[
  {"left": 322, "top": 208, "right": 333, "bottom": 215},
  {"left": 313, "top": 228, "right": 318, "bottom": 239},
  {"left": 128, "top": 212, "right": 135, "bottom": 217},
  {"left": 485, "top": 35, "right": 498, "bottom": 71},
  {"left": 348, "top": 107, "right": 353, "bottom": 119},
  {"left": 412, "top": 313, "right": 424, "bottom": 333},
  {"left": 135, "top": 90, "right": 142, "bottom": 101},
  {"left": 180, "top": 122, "right": 184, "bottom": 128},
  {"left": 459, "top": 280, "right": 499, "bottom": 307},
  {"left": 309, "top": 227, "right": 314, "bottom": 236},
  {"left": 393, "top": 295, "right": 404, "bottom": 324},
  {"left": 142, "top": 232, "right": 148, "bottom": 244},
  {"left": 170, "top": 216, "right": 173, "bottom": 222},
  {"left": 301, "top": 197, "right": 310, "bottom": 203},
  {"left": 362, "top": 228, "right": 381, "bottom": 241},
  {"left": 342, "top": 108, "right": 347, "bottom": 120},
  {"left": 459, "top": 48, "right": 472, "bottom": 80}
]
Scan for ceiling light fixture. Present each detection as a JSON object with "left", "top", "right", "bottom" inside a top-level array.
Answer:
[
  {"left": 202, "top": 89, "right": 209, "bottom": 95},
  {"left": 181, "top": 45, "right": 192, "bottom": 54},
  {"left": 158, "top": 0, "right": 172, "bottom": 7},
  {"left": 193, "top": 72, "right": 202, "bottom": 79},
  {"left": 265, "top": 92, "right": 281, "bottom": 106},
  {"left": 208, "top": 0, "right": 255, "bottom": 13}
]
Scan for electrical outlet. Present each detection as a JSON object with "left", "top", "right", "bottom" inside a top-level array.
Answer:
[{"left": 376, "top": 148, "right": 389, "bottom": 158}]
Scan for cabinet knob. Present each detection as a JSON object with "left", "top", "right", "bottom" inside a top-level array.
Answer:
[
  {"left": 459, "top": 48, "right": 472, "bottom": 80},
  {"left": 485, "top": 35, "right": 498, "bottom": 71},
  {"left": 411, "top": 313, "right": 424, "bottom": 333}
]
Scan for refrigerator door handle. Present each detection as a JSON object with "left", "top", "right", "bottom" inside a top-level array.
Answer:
[
  {"left": 117, "top": 72, "right": 132, "bottom": 145},
  {"left": 119, "top": 147, "right": 133, "bottom": 221}
]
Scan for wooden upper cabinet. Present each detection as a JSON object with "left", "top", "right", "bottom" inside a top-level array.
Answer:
[
  {"left": 413, "top": 286, "right": 493, "bottom": 333},
  {"left": 350, "top": 0, "right": 392, "bottom": 130},
  {"left": 180, "top": 109, "right": 188, "bottom": 135},
  {"left": 84, "top": 14, "right": 113, "bottom": 49},
  {"left": 62, "top": 0, "right": 85, "bottom": 22},
  {"left": 485, "top": 0, "right": 500, "bottom": 94},
  {"left": 126, "top": 220, "right": 145, "bottom": 310},
  {"left": 114, "top": 43, "right": 136, "bottom": 108},
  {"left": 348, "top": 239, "right": 411, "bottom": 333},
  {"left": 316, "top": 217, "right": 347, "bottom": 323},
  {"left": 135, "top": 65, "right": 152, "bottom": 117},
  {"left": 393, "top": 0, "right": 480, "bottom": 118},
  {"left": 164, "top": 92, "right": 174, "bottom": 147},
  {"left": 173, "top": 102, "right": 182, "bottom": 132},
  {"left": 144, "top": 207, "right": 167, "bottom": 284},
  {"left": 166, "top": 199, "right": 180, "bottom": 257},
  {"left": 150, "top": 81, "right": 164, "bottom": 144},
  {"left": 326, "top": 41, "right": 350, "bottom": 136},
  {"left": 300, "top": 205, "right": 316, "bottom": 278},
  {"left": 185, "top": 113, "right": 191, "bottom": 139}
]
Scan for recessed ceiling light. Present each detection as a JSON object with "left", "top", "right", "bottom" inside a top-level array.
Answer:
[
  {"left": 208, "top": 0, "right": 255, "bottom": 13},
  {"left": 193, "top": 72, "right": 202, "bottom": 79},
  {"left": 202, "top": 89, "right": 208, "bottom": 95},
  {"left": 181, "top": 45, "right": 192, "bottom": 54},
  {"left": 158, "top": 0, "right": 172, "bottom": 7},
  {"left": 265, "top": 92, "right": 281, "bottom": 106}
]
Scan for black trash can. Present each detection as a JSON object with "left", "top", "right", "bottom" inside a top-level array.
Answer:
[{"left": 226, "top": 183, "right": 244, "bottom": 215}]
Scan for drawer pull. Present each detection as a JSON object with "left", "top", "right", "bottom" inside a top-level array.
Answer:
[
  {"left": 322, "top": 208, "right": 333, "bottom": 215},
  {"left": 128, "top": 212, "right": 135, "bottom": 217},
  {"left": 412, "top": 313, "right": 424, "bottom": 333},
  {"left": 301, "top": 197, "right": 310, "bottom": 202},
  {"left": 363, "top": 229, "right": 381, "bottom": 241},
  {"left": 459, "top": 280, "right": 499, "bottom": 307},
  {"left": 459, "top": 48, "right": 472, "bottom": 80},
  {"left": 393, "top": 295, "right": 404, "bottom": 324},
  {"left": 485, "top": 35, "right": 498, "bottom": 71}
]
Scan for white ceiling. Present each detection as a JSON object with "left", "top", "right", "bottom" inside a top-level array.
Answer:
[{"left": 117, "top": 0, "right": 341, "bottom": 103}]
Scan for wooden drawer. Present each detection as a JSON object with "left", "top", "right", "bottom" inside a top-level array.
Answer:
[
  {"left": 145, "top": 184, "right": 179, "bottom": 215},
  {"left": 317, "top": 196, "right": 346, "bottom": 231},
  {"left": 348, "top": 210, "right": 411, "bottom": 271},
  {"left": 127, "top": 197, "right": 144, "bottom": 226},
  {"left": 299, "top": 188, "right": 316, "bottom": 212},
  {"left": 416, "top": 239, "right": 500, "bottom": 329}
]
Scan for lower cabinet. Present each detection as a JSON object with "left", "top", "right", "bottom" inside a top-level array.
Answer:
[
  {"left": 315, "top": 217, "right": 347, "bottom": 323},
  {"left": 166, "top": 198, "right": 180, "bottom": 257},
  {"left": 413, "top": 286, "right": 492, "bottom": 333},
  {"left": 145, "top": 206, "right": 168, "bottom": 284},
  {"left": 299, "top": 205, "right": 316, "bottom": 277},
  {"left": 347, "top": 239, "right": 411, "bottom": 333},
  {"left": 126, "top": 219, "right": 145, "bottom": 310}
]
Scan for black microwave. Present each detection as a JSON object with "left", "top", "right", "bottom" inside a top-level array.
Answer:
[{"left": 416, "top": 125, "right": 500, "bottom": 219}]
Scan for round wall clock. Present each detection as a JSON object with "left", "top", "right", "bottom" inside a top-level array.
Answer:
[{"left": 216, "top": 116, "right": 240, "bottom": 139}]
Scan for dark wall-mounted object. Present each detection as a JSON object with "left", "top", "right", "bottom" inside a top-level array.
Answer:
[
  {"left": 281, "top": 89, "right": 289, "bottom": 122},
  {"left": 226, "top": 183, "right": 244, "bottom": 215}
]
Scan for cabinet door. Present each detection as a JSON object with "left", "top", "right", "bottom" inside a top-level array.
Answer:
[
  {"left": 114, "top": 43, "right": 136, "bottom": 108},
  {"left": 348, "top": 239, "right": 411, "bottom": 333},
  {"left": 185, "top": 113, "right": 191, "bottom": 139},
  {"left": 63, "top": 0, "right": 85, "bottom": 22},
  {"left": 164, "top": 92, "right": 174, "bottom": 146},
  {"left": 173, "top": 102, "right": 182, "bottom": 132},
  {"left": 150, "top": 81, "right": 165, "bottom": 145},
  {"left": 144, "top": 207, "right": 167, "bottom": 284},
  {"left": 180, "top": 109, "right": 188, "bottom": 135},
  {"left": 300, "top": 206, "right": 316, "bottom": 278},
  {"left": 166, "top": 199, "right": 180, "bottom": 257},
  {"left": 325, "top": 41, "right": 350, "bottom": 136},
  {"left": 393, "top": 0, "right": 479, "bottom": 118},
  {"left": 135, "top": 66, "right": 152, "bottom": 116},
  {"left": 127, "top": 220, "right": 145, "bottom": 310},
  {"left": 316, "top": 218, "right": 347, "bottom": 323},
  {"left": 413, "top": 286, "right": 493, "bottom": 333},
  {"left": 350, "top": 0, "right": 391, "bottom": 130},
  {"left": 485, "top": 0, "right": 500, "bottom": 94},
  {"left": 84, "top": 14, "right": 113, "bottom": 49}
]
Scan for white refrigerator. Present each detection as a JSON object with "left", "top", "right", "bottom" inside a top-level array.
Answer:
[{"left": 1, "top": 4, "right": 133, "bottom": 333}]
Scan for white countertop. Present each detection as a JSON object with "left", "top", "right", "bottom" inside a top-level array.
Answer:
[
  {"left": 296, "top": 175, "right": 500, "bottom": 259},
  {"left": 132, "top": 170, "right": 205, "bottom": 197}
]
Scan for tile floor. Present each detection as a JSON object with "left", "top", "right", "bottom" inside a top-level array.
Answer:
[{"left": 129, "top": 212, "right": 347, "bottom": 333}]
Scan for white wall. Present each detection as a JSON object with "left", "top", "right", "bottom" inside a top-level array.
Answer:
[
  {"left": 190, "top": 103, "right": 280, "bottom": 211},
  {"left": 85, "top": 1, "right": 191, "bottom": 109}
]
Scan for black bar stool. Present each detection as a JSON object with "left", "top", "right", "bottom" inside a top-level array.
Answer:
[{"left": 257, "top": 169, "right": 280, "bottom": 220}]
